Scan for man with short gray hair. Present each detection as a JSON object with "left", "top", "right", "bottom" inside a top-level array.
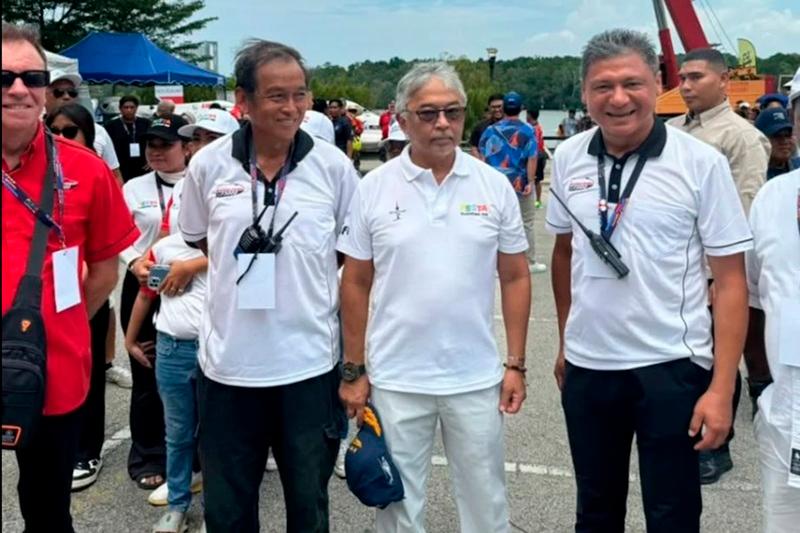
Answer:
[
  {"left": 338, "top": 61, "right": 531, "bottom": 532},
  {"left": 547, "top": 29, "right": 751, "bottom": 532}
]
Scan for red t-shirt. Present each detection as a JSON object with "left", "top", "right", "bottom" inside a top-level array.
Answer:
[
  {"left": 2, "top": 125, "right": 139, "bottom": 415},
  {"left": 379, "top": 111, "right": 393, "bottom": 139}
]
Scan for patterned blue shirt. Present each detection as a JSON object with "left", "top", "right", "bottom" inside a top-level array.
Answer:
[{"left": 478, "top": 118, "right": 538, "bottom": 193}]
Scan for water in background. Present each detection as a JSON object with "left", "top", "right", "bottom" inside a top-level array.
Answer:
[{"left": 520, "top": 109, "right": 572, "bottom": 137}]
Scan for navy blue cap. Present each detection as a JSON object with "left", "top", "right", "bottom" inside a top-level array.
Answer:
[
  {"left": 345, "top": 404, "right": 404, "bottom": 509},
  {"left": 757, "top": 93, "right": 789, "bottom": 110},
  {"left": 755, "top": 107, "right": 793, "bottom": 137},
  {"left": 503, "top": 91, "right": 523, "bottom": 113}
]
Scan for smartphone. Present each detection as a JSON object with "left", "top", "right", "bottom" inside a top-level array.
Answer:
[{"left": 147, "top": 264, "right": 171, "bottom": 291}]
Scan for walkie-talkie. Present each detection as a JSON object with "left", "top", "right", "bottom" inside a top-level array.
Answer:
[
  {"left": 550, "top": 189, "right": 630, "bottom": 279},
  {"left": 263, "top": 211, "right": 298, "bottom": 254}
]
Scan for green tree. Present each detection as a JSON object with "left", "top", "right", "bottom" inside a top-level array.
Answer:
[{"left": 2, "top": 0, "right": 216, "bottom": 62}]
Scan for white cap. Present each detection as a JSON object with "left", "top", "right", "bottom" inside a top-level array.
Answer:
[
  {"left": 49, "top": 68, "right": 82, "bottom": 87},
  {"left": 177, "top": 109, "right": 240, "bottom": 137},
  {"left": 790, "top": 67, "right": 800, "bottom": 108},
  {"left": 386, "top": 120, "right": 407, "bottom": 142},
  {"left": 300, "top": 110, "right": 335, "bottom": 144}
]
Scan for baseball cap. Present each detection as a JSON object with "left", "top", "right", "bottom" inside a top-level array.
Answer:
[
  {"left": 345, "top": 404, "right": 404, "bottom": 509},
  {"left": 300, "top": 110, "right": 335, "bottom": 144},
  {"left": 178, "top": 109, "right": 240, "bottom": 138},
  {"left": 755, "top": 107, "right": 793, "bottom": 137},
  {"left": 789, "top": 67, "right": 800, "bottom": 108},
  {"left": 503, "top": 91, "right": 523, "bottom": 113},
  {"left": 144, "top": 115, "right": 188, "bottom": 142},
  {"left": 758, "top": 93, "right": 789, "bottom": 109},
  {"left": 49, "top": 68, "right": 82, "bottom": 88}
]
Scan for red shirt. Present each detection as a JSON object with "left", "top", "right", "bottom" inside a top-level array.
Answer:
[
  {"left": 2, "top": 125, "right": 139, "bottom": 415},
  {"left": 379, "top": 111, "right": 393, "bottom": 139}
]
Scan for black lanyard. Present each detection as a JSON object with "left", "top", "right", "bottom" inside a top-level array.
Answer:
[
  {"left": 2, "top": 133, "right": 66, "bottom": 247},
  {"left": 249, "top": 143, "right": 292, "bottom": 237},
  {"left": 154, "top": 173, "right": 167, "bottom": 215},
  {"left": 597, "top": 152, "right": 648, "bottom": 241},
  {"left": 124, "top": 121, "right": 136, "bottom": 142}
]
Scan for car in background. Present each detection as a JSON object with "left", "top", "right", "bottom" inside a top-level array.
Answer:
[{"left": 358, "top": 110, "right": 382, "bottom": 153}]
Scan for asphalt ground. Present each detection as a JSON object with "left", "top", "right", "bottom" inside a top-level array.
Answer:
[{"left": 2, "top": 155, "right": 762, "bottom": 532}]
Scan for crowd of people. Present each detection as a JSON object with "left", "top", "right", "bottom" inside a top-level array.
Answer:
[{"left": 2, "top": 19, "right": 799, "bottom": 533}]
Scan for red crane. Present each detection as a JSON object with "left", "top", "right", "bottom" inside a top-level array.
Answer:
[{"left": 653, "top": 0, "right": 710, "bottom": 90}]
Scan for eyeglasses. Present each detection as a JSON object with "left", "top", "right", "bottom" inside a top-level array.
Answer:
[
  {"left": 49, "top": 125, "right": 80, "bottom": 140},
  {"left": 411, "top": 106, "right": 466, "bottom": 123},
  {"left": 1, "top": 70, "right": 50, "bottom": 88},
  {"left": 52, "top": 88, "right": 78, "bottom": 98}
]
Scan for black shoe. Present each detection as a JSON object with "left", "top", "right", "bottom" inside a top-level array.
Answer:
[
  {"left": 698, "top": 446, "right": 733, "bottom": 485},
  {"left": 71, "top": 458, "right": 102, "bottom": 491}
]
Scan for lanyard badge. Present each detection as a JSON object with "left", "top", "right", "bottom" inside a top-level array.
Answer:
[{"left": 596, "top": 153, "right": 647, "bottom": 241}]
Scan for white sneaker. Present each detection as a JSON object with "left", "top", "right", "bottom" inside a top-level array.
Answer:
[
  {"left": 105, "top": 365, "right": 133, "bottom": 388},
  {"left": 334, "top": 439, "right": 348, "bottom": 479},
  {"left": 72, "top": 458, "right": 103, "bottom": 491},
  {"left": 265, "top": 451, "right": 278, "bottom": 472},
  {"left": 152, "top": 510, "right": 188, "bottom": 533},
  {"left": 148, "top": 471, "right": 203, "bottom": 506},
  {"left": 529, "top": 262, "right": 547, "bottom": 274}
]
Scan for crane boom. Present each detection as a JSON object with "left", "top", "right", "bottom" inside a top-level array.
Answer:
[{"left": 662, "top": 0, "right": 710, "bottom": 52}]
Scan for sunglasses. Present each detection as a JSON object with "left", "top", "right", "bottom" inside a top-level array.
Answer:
[
  {"left": 52, "top": 87, "right": 78, "bottom": 98},
  {"left": 49, "top": 125, "right": 81, "bottom": 140},
  {"left": 412, "top": 106, "right": 466, "bottom": 123},
  {"left": 1, "top": 70, "right": 50, "bottom": 88}
]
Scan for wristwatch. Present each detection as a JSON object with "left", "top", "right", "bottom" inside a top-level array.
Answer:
[{"left": 341, "top": 362, "right": 367, "bottom": 382}]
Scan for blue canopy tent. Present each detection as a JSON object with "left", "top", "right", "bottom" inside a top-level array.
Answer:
[{"left": 60, "top": 32, "right": 224, "bottom": 86}]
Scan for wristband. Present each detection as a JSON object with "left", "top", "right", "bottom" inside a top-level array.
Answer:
[{"left": 503, "top": 362, "right": 527, "bottom": 375}]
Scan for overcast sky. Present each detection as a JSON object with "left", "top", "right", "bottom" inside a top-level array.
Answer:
[{"left": 195, "top": 0, "right": 799, "bottom": 75}]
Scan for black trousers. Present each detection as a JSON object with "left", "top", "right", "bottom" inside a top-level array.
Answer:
[
  {"left": 75, "top": 299, "right": 110, "bottom": 462},
  {"left": 198, "top": 367, "right": 344, "bottom": 533},
  {"left": 120, "top": 270, "right": 165, "bottom": 480},
  {"left": 562, "top": 359, "right": 711, "bottom": 533},
  {"left": 15, "top": 409, "right": 82, "bottom": 533}
]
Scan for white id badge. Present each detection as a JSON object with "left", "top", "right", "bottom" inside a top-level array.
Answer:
[
  {"left": 583, "top": 243, "right": 618, "bottom": 278},
  {"left": 129, "top": 143, "right": 141, "bottom": 157},
  {"left": 236, "top": 253, "right": 276, "bottom": 310},
  {"left": 778, "top": 299, "right": 800, "bottom": 368},
  {"left": 52, "top": 246, "right": 82, "bottom": 312},
  {"left": 789, "top": 372, "right": 800, "bottom": 488}
]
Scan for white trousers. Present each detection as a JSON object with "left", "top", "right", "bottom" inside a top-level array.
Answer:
[
  {"left": 371, "top": 384, "right": 509, "bottom": 533},
  {"left": 754, "top": 412, "right": 800, "bottom": 533}
]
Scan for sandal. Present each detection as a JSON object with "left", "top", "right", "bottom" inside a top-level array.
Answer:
[
  {"left": 137, "top": 473, "right": 165, "bottom": 490},
  {"left": 153, "top": 510, "right": 188, "bottom": 533}
]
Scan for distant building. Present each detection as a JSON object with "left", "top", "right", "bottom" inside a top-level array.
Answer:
[{"left": 185, "top": 41, "right": 219, "bottom": 73}]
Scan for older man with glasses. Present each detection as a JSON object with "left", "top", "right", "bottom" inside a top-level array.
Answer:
[{"left": 337, "top": 62, "right": 531, "bottom": 533}]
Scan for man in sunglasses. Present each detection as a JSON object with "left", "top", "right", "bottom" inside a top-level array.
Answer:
[
  {"left": 44, "top": 69, "right": 123, "bottom": 185},
  {"left": 338, "top": 62, "right": 531, "bottom": 532},
  {"left": 2, "top": 22, "right": 139, "bottom": 532}
]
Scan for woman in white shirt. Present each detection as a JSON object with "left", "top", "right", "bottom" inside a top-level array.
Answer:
[{"left": 119, "top": 117, "right": 193, "bottom": 492}]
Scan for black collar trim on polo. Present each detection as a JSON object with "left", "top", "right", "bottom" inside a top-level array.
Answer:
[
  {"left": 587, "top": 117, "right": 667, "bottom": 159},
  {"left": 231, "top": 121, "right": 314, "bottom": 175}
]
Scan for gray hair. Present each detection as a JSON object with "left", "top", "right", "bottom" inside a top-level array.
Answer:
[
  {"left": 1, "top": 22, "right": 47, "bottom": 67},
  {"left": 234, "top": 39, "right": 308, "bottom": 94},
  {"left": 395, "top": 62, "right": 467, "bottom": 113},
  {"left": 581, "top": 29, "right": 659, "bottom": 82}
]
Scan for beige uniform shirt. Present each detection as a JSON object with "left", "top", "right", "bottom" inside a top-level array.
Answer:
[{"left": 668, "top": 100, "right": 769, "bottom": 215}]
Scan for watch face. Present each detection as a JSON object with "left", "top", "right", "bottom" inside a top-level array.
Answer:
[{"left": 342, "top": 363, "right": 362, "bottom": 381}]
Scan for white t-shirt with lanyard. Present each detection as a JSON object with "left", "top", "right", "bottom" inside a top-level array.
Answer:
[
  {"left": 120, "top": 170, "right": 182, "bottom": 266},
  {"left": 545, "top": 121, "right": 753, "bottom": 371}
]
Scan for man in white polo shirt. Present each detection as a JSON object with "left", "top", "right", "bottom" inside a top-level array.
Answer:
[
  {"left": 745, "top": 69, "right": 800, "bottom": 533},
  {"left": 546, "top": 29, "right": 751, "bottom": 532},
  {"left": 338, "top": 62, "right": 531, "bottom": 533},
  {"left": 178, "top": 40, "right": 359, "bottom": 533}
]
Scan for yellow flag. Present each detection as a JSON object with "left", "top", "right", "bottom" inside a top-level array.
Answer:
[{"left": 738, "top": 39, "right": 757, "bottom": 69}]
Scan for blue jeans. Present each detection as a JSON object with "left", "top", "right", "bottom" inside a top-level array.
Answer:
[{"left": 156, "top": 332, "right": 199, "bottom": 512}]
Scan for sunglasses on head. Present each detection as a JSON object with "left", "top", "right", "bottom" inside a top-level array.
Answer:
[
  {"left": 52, "top": 87, "right": 78, "bottom": 98},
  {"left": 1, "top": 70, "right": 50, "bottom": 88},
  {"left": 49, "top": 125, "right": 80, "bottom": 140}
]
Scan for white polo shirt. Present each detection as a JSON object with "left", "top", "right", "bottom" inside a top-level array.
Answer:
[
  {"left": 179, "top": 126, "right": 359, "bottom": 387},
  {"left": 148, "top": 233, "right": 206, "bottom": 340},
  {"left": 94, "top": 123, "right": 120, "bottom": 171},
  {"left": 747, "top": 170, "right": 800, "bottom": 436},
  {"left": 120, "top": 171, "right": 182, "bottom": 266},
  {"left": 545, "top": 121, "right": 753, "bottom": 370},
  {"left": 336, "top": 146, "right": 528, "bottom": 395}
]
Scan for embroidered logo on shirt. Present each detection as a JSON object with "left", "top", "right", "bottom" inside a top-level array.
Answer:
[
  {"left": 214, "top": 184, "right": 245, "bottom": 197},
  {"left": 389, "top": 202, "right": 406, "bottom": 221},
  {"left": 459, "top": 203, "right": 490, "bottom": 216},
  {"left": 568, "top": 177, "right": 594, "bottom": 191},
  {"left": 138, "top": 200, "right": 159, "bottom": 209}
]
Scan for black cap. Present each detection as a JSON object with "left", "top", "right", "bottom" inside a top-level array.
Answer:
[{"left": 144, "top": 114, "right": 188, "bottom": 142}]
